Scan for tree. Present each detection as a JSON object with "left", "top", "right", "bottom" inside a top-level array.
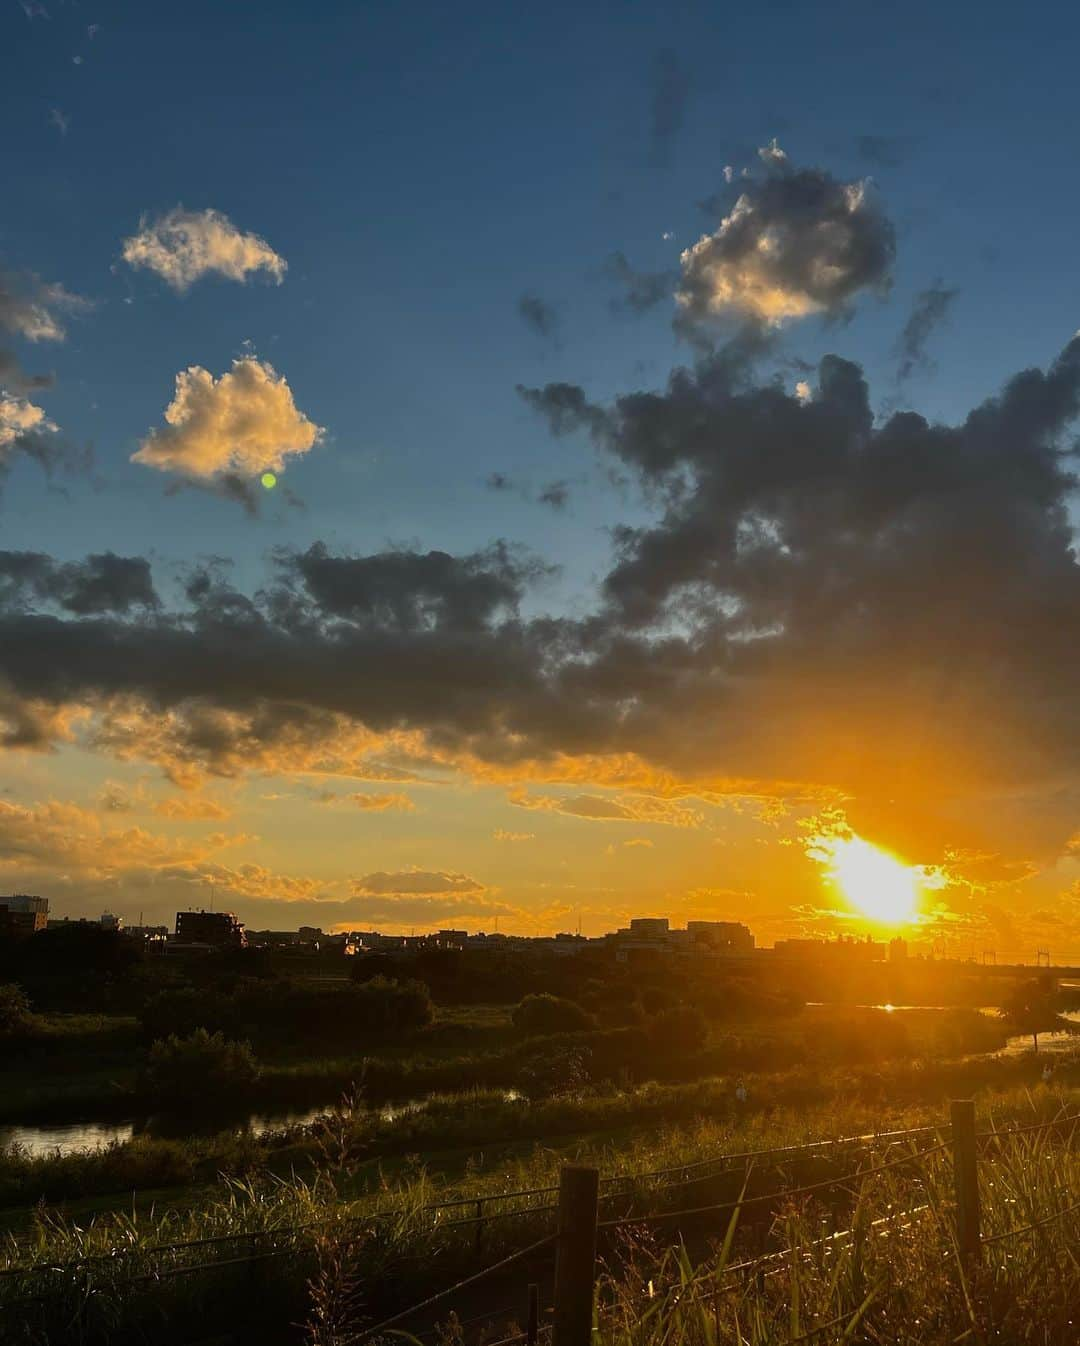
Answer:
[
  {"left": 0, "top": 983, "right": 32, "bottom": 1036},
  {"left": 512, "top": 993, "right": 594, "bottom": 1037},
  {"left": 999, "top": 978, "right": 1074, "bottom": 1052}
]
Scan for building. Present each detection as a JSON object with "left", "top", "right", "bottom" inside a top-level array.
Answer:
[
  {"left": 687, "top": 920, "right": 755, "bottom": 955},
  {"left": 629, "top": 917, "right": 670, "bottom": 939},
  {"left": 100, "top": 912, "right": 123, "bottom": 932},
  {"left": 174, "top": 910, "right": 247, "bottom": 949},
  {"left": 0, "top": 894, "right": 49, "bottom": 939}
]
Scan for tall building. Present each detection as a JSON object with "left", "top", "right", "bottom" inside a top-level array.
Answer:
[
  {"left": 0, "top": 894, "right": 49, "bottom": 939},
  {"left": 174, "top": 909, "right": 247, "bottom": 949}
]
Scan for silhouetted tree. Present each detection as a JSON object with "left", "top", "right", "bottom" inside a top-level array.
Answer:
[{"left": 1000, "top": 978, "right": 1074, "bottom": 1052}]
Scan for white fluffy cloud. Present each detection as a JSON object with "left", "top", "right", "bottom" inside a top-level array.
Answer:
[
  {"left": 0, "top": 393, "right": 57, "bottom": 453},
  {"left": 122, "top": 208, "right": 287, "bottom": 292},
  {"left": 131, "top": 357, "right": 321, "bottom": 481}
]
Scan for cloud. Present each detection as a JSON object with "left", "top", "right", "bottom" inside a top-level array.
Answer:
[
  {"left": 0, "top": 271, "right": 88, "bottom": 343},
  {"left": 650, "top": 49, "right": 690, "bottom": 163},
  {"left": 0, "top": 393, "right": 75, "bottom": 489},
  {"left": 131, "top": 357, "right": 321, "bottom": 484},
  {"left": 517, "top": 293, "right": 561, "bottom": 343},
  {"left": 538, "top": 480, "right": 570, "bottom": 510},
  {"left": 0, "top": 550, "right": 157, "bottom": 615},
  {"left": 0, "top": 797, "right": 241, "bottom": 876},
  {"left": 676, "top": 145, "right": 895, "bottom": 327},
  {"left": 48, "top": 108, "right": 69, "bottom": 136},
  {"left": 0, "top": 349, "right": 54, "bottom": 396},
  {"left": 318, "top": 791, "right": 415, "bottom": 812},
  {"left": 510, "top": 790, "right": 704, "bottom": 827},
  {"left": 0, "top": 394, "right": 56, "bottom": 453},
  {"left": 9, "top": 332, "right": 1080, "bottom": 883},
  {"left": 352, "top": 868, "right": 486, "bottom": 896},
  {"left": 607, "top": 252, "right": 678, "bottom": 316},
  {"left": 121, "top": 208, "right": 287, "bottom": 292},
  {"left": 895, "top": 280, "right": 959, "bottom": 382},
  {"left": 153, "top": 795, "right": 231, "bottom": 820},
  {"left": 494, "top": 829, "right": 534, "bottom": 842}
]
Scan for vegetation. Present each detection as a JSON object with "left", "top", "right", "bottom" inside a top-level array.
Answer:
[
  {"left": 998, "top": 976, "right": 1075, "bottom": 1051},
  {"left": 139, "top": 975, "right": 434, "bottom": 1047},
  {"left": 0, "top": 982, "right": 31, "bottom": 1036},
  {"left": 511, "top": 992, "right": 594, "bottom": 1035},
  {"left": 2, "top": 1075, "right": 1078, "bottom": 1344},
  {"left": 141, "top": 1030, "right": 261, "bottom": 1107}
]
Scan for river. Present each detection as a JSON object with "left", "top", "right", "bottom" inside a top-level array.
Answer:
[{"left": 0, "top": 1093, "right": 521, "bottom": 1159}]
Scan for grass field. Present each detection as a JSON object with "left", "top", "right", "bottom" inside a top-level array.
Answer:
[{"left": 2, "top": 1068, "right": 1077, "bottom": 1344}]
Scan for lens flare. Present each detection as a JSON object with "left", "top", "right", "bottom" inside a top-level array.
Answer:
[{"left": 261, "top": 472, "right": 277, "bottom": 490}]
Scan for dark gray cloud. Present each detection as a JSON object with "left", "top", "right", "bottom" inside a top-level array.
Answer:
[
  {"left": 517, "top": 293, "right": 560, "bottom": 343},
  {"left": 538, "top": 480, "right": 570, "bottom": 511},
  {"left": 650, "top": 49, "right": 690, "bottom": 163},
  {"left": 0, "top": 350, "right": 53, "bottom": 396},
  {"left": 5, "top": 339, "right": 1080, "bottom": 870},
  {"left": 275, "top": 541, "right": 547, "bottom": 632},
  {"left": 0, "top": 551, "right": 158, "bottom": 615},
  {"left": 676, "top": 145, "right": 895, "bottom": 328},
  {"left": 607, "top": 252, "right": 678, "bottom": 316},
  {"left": 895, "top": 280, "right": 959, "bottom": 382}
]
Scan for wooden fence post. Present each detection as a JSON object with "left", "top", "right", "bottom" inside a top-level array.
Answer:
[
  {"left": 950, "top": 1099, "right": 981, "bottom": 1268},
  {"left": 475, "top": 1198, "right": 485, "bottom": 1255},
  {"left": 552, "top": 1166, "right": 599, "bottom": 1346},
  {"left": 527, "top": 1282, "right": 540, "bottom": 1346}
]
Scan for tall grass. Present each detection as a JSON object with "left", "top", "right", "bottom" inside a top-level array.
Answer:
[
  {"left": 4, "top": 1088, "right": 1077, "bottom": 1344},
  {"left": 595, "top": 1118, "right": 1080, "bottom": 1344}
]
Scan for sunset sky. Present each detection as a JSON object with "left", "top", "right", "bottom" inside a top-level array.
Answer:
[{"left": 4, "top": 1, "right": 1080, "bottom": 954}]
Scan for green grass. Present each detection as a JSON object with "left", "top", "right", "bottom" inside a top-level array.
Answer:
[{"left": 3, "top": 1076, "right": 1079, "bottom": 1344}]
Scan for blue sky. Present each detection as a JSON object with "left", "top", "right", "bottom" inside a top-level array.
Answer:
[
  {"left": 4, "top": 0, "right": 1080, "bottom": 947},
  {"left": 6, "top": 0, "right": 1080, "bottom": 588}
]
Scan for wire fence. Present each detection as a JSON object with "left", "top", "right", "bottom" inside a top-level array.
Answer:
[
  {"left": 0, "top": 1115, "right": 953, "bottom": 1282},
  {"left": 2, "top": 1104, "right": 1078, "bottom": 1343}
]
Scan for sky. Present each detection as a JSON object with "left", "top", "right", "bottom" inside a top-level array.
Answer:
[{"left": 3, "top": 0, "right": 1080, "bottom": 954}]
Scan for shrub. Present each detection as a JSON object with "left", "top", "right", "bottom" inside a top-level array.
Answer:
[
  {"left": 0, "top": 983, "right": 31, "bottom": 1036},
  {"left": 141, "top": 1029, "right": 259, "bottom": 1107},
  {"left": 512, "top": 993, "right": 594, "bottom": 1036},
  {"left": 645, "top": 1005, "right": 709, "bottom": 1055}
]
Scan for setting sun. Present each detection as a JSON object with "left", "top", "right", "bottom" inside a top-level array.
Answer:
[{"left": 807, "top": 833, "right": 923, "bottom": 925}]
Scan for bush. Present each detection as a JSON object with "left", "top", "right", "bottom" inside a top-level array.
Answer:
[
  {"left": 0, "top": 983, "right": 31, "bottom": 1036},
  {"left": 646, "top": 1005, "right": 709, "bottom": 1055},
  {"left": 512, "top": 994, "right": 594, "bottom": 1036},
  {"left": 141, "top": 1029, "right": 259, "bottom": 1107},
  {"left": 139, "top": 976, "right": 433, "bottom": 1047},
  {"left": 517, "top": 1046, "right": 592, "bottom": 1100}
]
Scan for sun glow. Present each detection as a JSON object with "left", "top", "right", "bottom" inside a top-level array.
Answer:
[{"left": 807, "top": 832, "right": 928, "bottom": 925}]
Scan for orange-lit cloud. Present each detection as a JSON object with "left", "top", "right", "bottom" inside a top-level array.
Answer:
[
  {"left": 132, "top": 357, "right": 321, "bottom": 483},
  {"left": 122, "top": 208, "right": 286, "bottom": 292}
]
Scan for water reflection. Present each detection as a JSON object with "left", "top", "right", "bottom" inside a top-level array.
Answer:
[{"left": 1, "top": 1089, "right": 524, "bottom": 1159}]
